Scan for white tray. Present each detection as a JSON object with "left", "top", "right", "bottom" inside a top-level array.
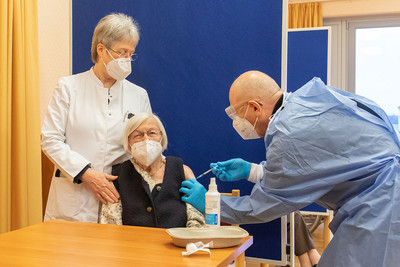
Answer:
[{"left": 166, "top": 226, "right": 249, "bottom": 248}]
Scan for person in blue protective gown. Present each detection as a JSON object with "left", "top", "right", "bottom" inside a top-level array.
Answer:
[{"left": 180, "top": 70, "right": 400, "bottom": 267}]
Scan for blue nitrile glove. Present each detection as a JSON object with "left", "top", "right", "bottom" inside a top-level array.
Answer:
[
  {"left": 180, "top": 178, "right": 207, "bottom": 213},
  {"left": 210, "top": 158, "right": 251, "bottom": 182}
]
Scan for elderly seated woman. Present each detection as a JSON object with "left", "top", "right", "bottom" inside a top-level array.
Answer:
[{"left": 100, "top": 113, "right": 205, "bottom": 228}]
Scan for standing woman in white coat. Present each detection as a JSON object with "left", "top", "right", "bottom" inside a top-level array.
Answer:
[{"left": 42, "top": 13, "right": 152, "bottom": 222}]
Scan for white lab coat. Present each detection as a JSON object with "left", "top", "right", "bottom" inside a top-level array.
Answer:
[{"left": 42, "top": 68, "right": 152, "bottom": 222}]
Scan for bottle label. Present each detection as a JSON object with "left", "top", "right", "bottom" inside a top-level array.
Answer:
[{"left": 205, "top": 213, "right": 219, "bottom": 225}]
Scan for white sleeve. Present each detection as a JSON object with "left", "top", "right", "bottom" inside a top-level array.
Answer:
[
  {"left": 248, "top": 163, "right": 264, "bottom": 183},
  {"left": 41, "top": 79, "right": 90, "bottom": 179}
]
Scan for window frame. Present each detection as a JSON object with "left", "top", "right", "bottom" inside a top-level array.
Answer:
[{"left": 347, "top": 17, "right": 400, "bottom": 93}]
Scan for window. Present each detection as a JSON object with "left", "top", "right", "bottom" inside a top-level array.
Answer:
[
  {"left": 353, "top": 26, "right": 400, "bottom": 130},
  {"left": 326, "top": 17, "right": 400, "bottom": 132}
]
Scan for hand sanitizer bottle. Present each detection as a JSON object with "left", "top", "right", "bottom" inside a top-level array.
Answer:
[{"left": 205, "top": 178, "right": 220, "bottom": 227}]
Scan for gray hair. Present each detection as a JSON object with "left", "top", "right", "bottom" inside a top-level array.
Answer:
[
  {"left": 91, "top": 13, "right": 140, "bottom": 63},
  {"left": 123, "top": 113, "right": 168, "bottom": 153}
]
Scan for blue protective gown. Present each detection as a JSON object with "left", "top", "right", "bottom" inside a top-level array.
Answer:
[{"left": 220, "top": 78, "right": 400, "bottom": 266}]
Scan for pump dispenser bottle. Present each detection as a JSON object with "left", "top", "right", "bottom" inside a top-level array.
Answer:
[{"left": 205, "top": 178, "right": 221, "bottom": 227}]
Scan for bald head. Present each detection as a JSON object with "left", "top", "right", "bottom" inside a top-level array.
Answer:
[
  {"left": 228, "top": 71, "right": 284, "bottom": 137},
  {"left": 229, "top": 71, "right": 282, "bottom": 106}
]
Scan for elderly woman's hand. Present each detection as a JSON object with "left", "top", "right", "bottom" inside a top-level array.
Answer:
[{"left": 81, "top": 168, "right": 120, "bottom": 204}]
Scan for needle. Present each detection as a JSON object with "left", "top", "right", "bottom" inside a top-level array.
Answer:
[{"left": 196, "top": 168, "right": 212, "bottom": 179}]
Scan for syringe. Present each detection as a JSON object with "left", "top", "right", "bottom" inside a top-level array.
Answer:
[{"left": 196, "top": 168, "right": 212, "bottom": 179}]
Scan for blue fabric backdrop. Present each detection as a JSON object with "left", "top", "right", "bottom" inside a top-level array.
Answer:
[
  {"left": 287, "top": 29, "right": 329, "bottom": 92},
  {"left": 288, "top": 28, "right": 330, "bottom": 213},
  {"left": 72, "top": 0, "right": 285, "bottom": 261}
]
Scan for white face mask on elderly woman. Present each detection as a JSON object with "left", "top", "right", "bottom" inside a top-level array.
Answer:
[
  {"left": 103, "top": 49, "right": 132, "bottom": 80},
  {"left": 130, "top": 140, "right": 163, "bottom": 167}
]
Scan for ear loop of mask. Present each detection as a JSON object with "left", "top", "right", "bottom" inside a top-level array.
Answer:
[
  {"left": 101, "top": 49, "right": 115, "bottom": 68},
  {"left": 106, "top": 48, "right": 116, "bottom": 60},
  {"left": 244, "top": 103, "right": 259, "bottom": 130}
]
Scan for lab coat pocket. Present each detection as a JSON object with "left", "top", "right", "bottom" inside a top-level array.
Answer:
[{"left": 45, "top": 172, "right": 82, "bottom": 220}]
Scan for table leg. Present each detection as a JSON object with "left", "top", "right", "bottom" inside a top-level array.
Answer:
[{"left": 235, "top": 252, "right": 245, "bottom": 267}]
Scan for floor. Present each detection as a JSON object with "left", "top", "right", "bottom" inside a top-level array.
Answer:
[{"left": 245, "top": 223, "right": 325, "bottom": 267}]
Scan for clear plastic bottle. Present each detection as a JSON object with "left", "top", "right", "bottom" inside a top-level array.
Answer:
[{"left": 205, "top": 178, "right": 220, "bottom": 227}]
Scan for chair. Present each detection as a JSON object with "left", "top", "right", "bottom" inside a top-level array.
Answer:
[
  {"left": 221, "top": 189, "right": 240, "bottom": 197},
  {"left": 300, "top": 210, "right": 333, "bottom": 249},
  {"left": 220, "top": 189, "right": 240, "bottom": 227},
  {"left": 323, "top": 211, "right": 334, "bottom": 248}
]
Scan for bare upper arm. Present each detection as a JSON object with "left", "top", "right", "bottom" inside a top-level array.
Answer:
[{"left": 183, "top": 165, "right": 196, "bottom": 180}]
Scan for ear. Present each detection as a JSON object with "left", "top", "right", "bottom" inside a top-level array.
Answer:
[
  {"left": 97, "top": 43, "right": 106, "bottom": 58},
  {"left": 248, "top": 100, "right": 262, "bottom": 115}
]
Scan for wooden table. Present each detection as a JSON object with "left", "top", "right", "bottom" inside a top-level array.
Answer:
[{"left": 0, "top": 220, "right": 253, "bottom": 266}]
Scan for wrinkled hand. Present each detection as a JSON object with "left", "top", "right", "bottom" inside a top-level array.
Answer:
[
  {"left": 180, "top": 179, "right": 207, "bottom": 213},
  {"left": 81, "top": 168, "right": 119, "bottom": 204},
  {"left": 210, "top": 158, "right": 251, "bottom": 182}
]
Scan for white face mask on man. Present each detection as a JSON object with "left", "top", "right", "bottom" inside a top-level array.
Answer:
[
  {"left": 130, "top": 139, "right": 163, "bottom": 167},
  {"left": 102, "top": 49, "right": 132, "bottom": 81},
  {"left": 229, "top": 104, "right": 261, "bottom": 140}
]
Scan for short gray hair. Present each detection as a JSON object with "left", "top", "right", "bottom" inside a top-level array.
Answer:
[
  {"left": 123, "top": 113, "right": 168, "bottom": 153},
  {"left": 91, "top": 13, "right": 140, "bottom": 63}
]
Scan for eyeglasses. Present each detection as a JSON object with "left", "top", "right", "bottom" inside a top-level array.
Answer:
[
  {"left": 225, "top": 105, "right": 238, "bottom": 120},
  {"left": 130, "top": 129, "right": 162, "bottom": 142},
  {"left": 225, "top": 100, "right": 263, "bottom": 119},
  {"left": 107, "top": 48, "right": 138, "bottom": 61}
]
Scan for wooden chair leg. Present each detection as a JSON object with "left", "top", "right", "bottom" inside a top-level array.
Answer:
[{"left": 323, "top": 211, "right": 333, "bottom": 248}]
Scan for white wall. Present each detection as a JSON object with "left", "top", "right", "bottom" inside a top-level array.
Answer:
[
  {"left": 38, "top": 0, "right": 71, "bottom": 124},
  {"left": 322, "top": 0, "right": 400, "bottom": 18}
]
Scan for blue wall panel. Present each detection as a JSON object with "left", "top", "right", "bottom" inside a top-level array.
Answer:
[
  {"left": 73, "top": 0, "right": 285, "bottom": 261},
  {"left": 287, "top": 29, "right": 329, "bottom": 92},
  {"left": 288, "top": 29, "right": 330, "bottom": 214}
]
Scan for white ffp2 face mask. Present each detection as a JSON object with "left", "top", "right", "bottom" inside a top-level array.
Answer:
[
  {"left": 102, "top": 51, "right": 132, "bottom": 81},
  {"left": 130, "top": 140, "right": 163, "bottom": 167},
  {"left": 232, "top": 104, "right": 261, "bottom": 140}
]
